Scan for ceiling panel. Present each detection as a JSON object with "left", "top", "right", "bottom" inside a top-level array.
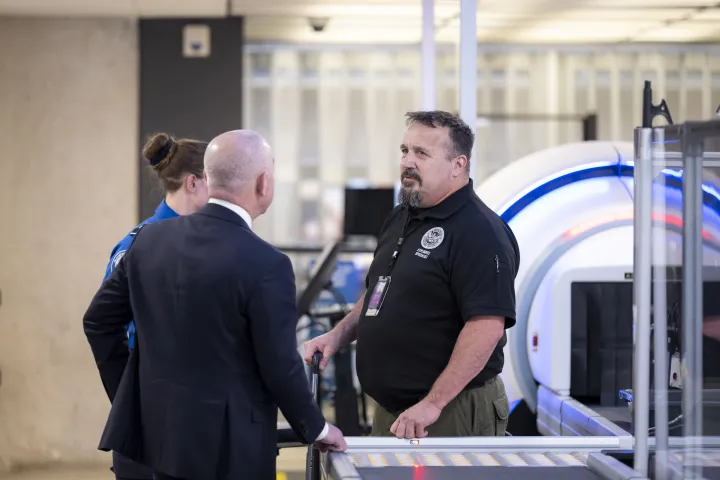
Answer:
[
  {"left": 0, "top": 0, "right": 227, "bottom": 16},
  {"left": 550, "top": 8, "right": 698, "bottom": 21},
  {"left": 633, "top": 23, "right": 720, "bottom": 42},
  {"left": 581, "top": 0, "right": 718, "bottom": 7},
  {"left": 138, "top": 0, "right": 226, "bottom": 17},
  {"left": 497, "top": 20, "right": 653, "bottom": 43},
  {"left": 232, "top": 3, "right": 459, "bottom": 17},
  {"left": 0, "top": 0, "right": 719, "bottom": 44},
  {"left": 691, "top": 8, "right": 720, "bottom": 20},
  {"left": 0, "top": 0, "right": 135, "bottom": 16},
  {"left": 232, "top": 0, "right": 459, "bottom": 11},
  {"left": 245, "top": 24, "right": 420, "bottom": 44}
]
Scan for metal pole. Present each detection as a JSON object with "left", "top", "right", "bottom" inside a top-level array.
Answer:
[
  {"left": 459, "top": 0, "right": 477, "bottom": 182},
  {"left": 682, "top": 132, "right": 704, "bottom": 479},
  {"left": 633, "top": 127, "right": 653, "bottom": 477},
  {"left": 652, "top": 130, "right": 669, "bottom": 480},
  {"left": 421, "top": 0, "right": 436, "bottom": 111}
]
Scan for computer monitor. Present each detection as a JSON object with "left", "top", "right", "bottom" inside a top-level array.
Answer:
[{"left": 343, "top": 187, "right": 395, "bottom": 238}]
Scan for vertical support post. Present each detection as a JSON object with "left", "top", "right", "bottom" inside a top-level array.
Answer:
[
  {"left": 652, "top": 129, "right": 669, "bottom": 480},
  {"left": 582, "top": 114, "right": 598, "bottom": 141},
  {"left": 459, "top": 0, "right": 477, "bottom": 182},
  {"left": 633, "top": 127, "right": 653, "bottom": 477},
  {"left": 682, "top": 129, "right": 704, "bottom": 479},
  {"left": 421, "top": 0, "right": 435, "bottom": 111},
  {"left": 609, "top": 58, "right": 621, "bottom": 141},
  {"left": 545, "top": 51, "right": 559, "bottom": 148}
]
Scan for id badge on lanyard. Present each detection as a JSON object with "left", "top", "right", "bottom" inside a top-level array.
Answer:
[
  {"left": 365, "top": 211, "right": 418, "bottom": 317},
  {"left": 365, "top": 276, "right": 391, "bottom": 317}
]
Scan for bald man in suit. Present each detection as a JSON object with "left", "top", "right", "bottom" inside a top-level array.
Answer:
[{"left": 84, "top": 130, "right": 346, "bottom": 480}]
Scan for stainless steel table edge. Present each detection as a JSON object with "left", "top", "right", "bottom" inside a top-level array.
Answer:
[
  {"left": 586, "top": 453, "right": 643, "bottom": 480},
  {"left": 324, "top": 452, "right": 653, "bottom": 480},
  {"left": 335, "top": 435, "right": 635, "bottom": 452},
  {"left": 326, "top": 452, "right": 361, "bottom": 479},
  {"left": 321, "top": 436, "right": 637, "bottom": 479}
]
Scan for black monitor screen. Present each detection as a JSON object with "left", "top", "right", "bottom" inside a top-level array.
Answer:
[{"left": 343, "top": 187, "right": 395, "bottom": 237}]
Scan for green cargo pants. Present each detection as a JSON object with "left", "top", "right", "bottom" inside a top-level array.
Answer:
[{"left": 370, "top": 375, "right": 509, "bottom": 437}]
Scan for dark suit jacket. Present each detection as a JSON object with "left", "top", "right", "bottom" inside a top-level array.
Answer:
[{"left": 83, "top": 203, "right": 325, "bottom": 480}]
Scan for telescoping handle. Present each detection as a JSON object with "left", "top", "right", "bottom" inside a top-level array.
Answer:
[
  {"left": 310, "top": 351, "right": 322, "bottom": 398},
  {"left": 306, "top": 351, "right": 323, "bottom": 480}
]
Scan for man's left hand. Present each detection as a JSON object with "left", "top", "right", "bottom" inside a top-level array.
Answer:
[{"left": 390, "top": 399, "right": 442, "bottom": 439}]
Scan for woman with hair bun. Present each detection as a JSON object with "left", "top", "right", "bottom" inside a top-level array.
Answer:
[{"left": 102, "top": 132, "right": 208, "bottom": 480}]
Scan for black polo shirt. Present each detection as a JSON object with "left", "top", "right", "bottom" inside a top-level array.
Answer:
[{"left": 355, "top": 179, "right": 520, "bottom": 413}]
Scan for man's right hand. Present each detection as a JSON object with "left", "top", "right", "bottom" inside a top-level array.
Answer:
[
  {"left": 315, "top": 423, "right": 347, "bottom": 452},
  {"left": 303, "top": 331, "right": 340, "bottom": 371}
]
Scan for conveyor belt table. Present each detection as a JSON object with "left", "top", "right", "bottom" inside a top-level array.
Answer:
[{"left": 321, "top": 436, "right": 637, "bottom": 480}]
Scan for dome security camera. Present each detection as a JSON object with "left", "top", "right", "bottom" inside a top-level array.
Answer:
[{"left": 308, "top": 17, "right": 330, "bottom": 33}]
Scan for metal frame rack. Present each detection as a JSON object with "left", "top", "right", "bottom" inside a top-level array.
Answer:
[{"left": 633, "top": 97, "right": 720, "bottom": 478}]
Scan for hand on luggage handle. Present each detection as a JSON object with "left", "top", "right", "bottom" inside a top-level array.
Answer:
[
  {"left": 310, "top": 351, "right": 322, "bottom": 399},
  {"left": 312, "top": 351, "right": 322, "bottom": 374}
]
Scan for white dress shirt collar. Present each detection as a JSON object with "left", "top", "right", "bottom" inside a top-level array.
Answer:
[{"left": 208, "top": 198, "right": 253, "bottom": 230}]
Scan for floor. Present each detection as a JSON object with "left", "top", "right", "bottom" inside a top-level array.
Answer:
[
  {"left": 0, "top": 446, "right": 308, "bottom": 480},
  {"left": 0, "top": 401, "right": 370, "bottom": 480},
  {"left": 0, "top": 468, "right": 306, "bottom": 480}
]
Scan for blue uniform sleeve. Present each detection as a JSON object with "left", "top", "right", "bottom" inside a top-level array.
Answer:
[
  {"left": 84, "top": 251, "right": 134, "bottom": 402},
  {"left": 104, "top": 231, "right": 140, "bottom": 349},
  {"left": 104, "top": 237, "right": 134, "bottom": 281}
]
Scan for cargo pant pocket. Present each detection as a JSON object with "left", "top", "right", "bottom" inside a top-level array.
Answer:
[
  {"left": 492, "top": 395, "right": 509, "bottom": 436},
  {"left": 472, "top": 377, "right": 509, "bottom": 436},
  {"left": 475, "top": 390, "right": 497, "bottom": 436}
]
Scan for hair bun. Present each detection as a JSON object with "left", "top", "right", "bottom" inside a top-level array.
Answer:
[{"left": 142, "top": 133, "right": 175, "bottom": 168}]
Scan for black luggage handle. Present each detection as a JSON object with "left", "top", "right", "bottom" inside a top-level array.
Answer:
[
  {"left": 306, "top": 352, "right": 322, "bottom": 480},
  {"left": 310, "top": 351, "right": 322, "bottom": 395},
  {"left": 276, "top": 353, "right": 324, "bottom": 478},
  {"left": 277, "top": 352, "right": 324, "bottom": 444}
]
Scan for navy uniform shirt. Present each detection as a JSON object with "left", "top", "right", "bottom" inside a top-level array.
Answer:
[
  {"left": 103, "top": 200, "right": 178, "bottom": 350},
  {"left": 355, "top": 179, "right": 520, "bottom": 413}
]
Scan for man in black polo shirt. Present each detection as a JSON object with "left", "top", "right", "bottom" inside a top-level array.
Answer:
[{"left": 304, "top": 110, "right": 519, "bottom": 438}]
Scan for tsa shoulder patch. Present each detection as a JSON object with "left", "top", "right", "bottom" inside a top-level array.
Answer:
[{"left": 111, "top": 250, "right": 126, "bottom": 270}]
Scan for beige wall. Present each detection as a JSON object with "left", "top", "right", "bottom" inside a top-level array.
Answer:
[{"left": 0, "top": 17, "right": 138, "bottom": 471}]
